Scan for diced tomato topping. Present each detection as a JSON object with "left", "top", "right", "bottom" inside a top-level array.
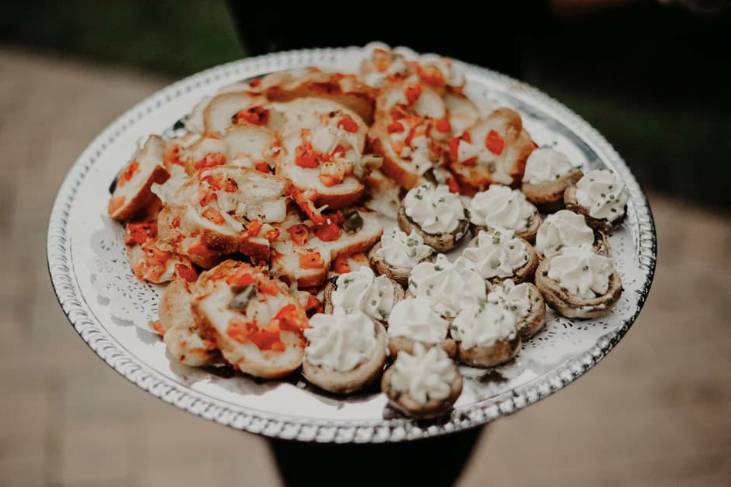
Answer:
[
  {"left": 200, "top": 173, "right": 222, "bottom": 190},
  {"left": 226, "top": 270, "right": 256, "bottom": 287},
  {"left": 234, "top": 106, "right": 270, "bottom": 126},
  {"left": 275, "top": 304, "right": 305, "bottom": 334},
  {"left": 223, "top": 178, "right": 238, "bottom": 192},
  {"left": 299, "top": 249, "right": 324, "bottom": 269},
  {"left": 446, "top": 175, "right": 461, "bottom": 194},
  {"left": 175, "top": 264, "right": 198, "bottom": 283},
  {"left": 332, "top": 254, "right": 351, "bottom": 274},
  {"left": 202, "top": 207, "right": 225, "bottom": 225},
  {"left": 254, "top": 161, "right": 270, "bottom": 173},
  {"left": 199, "top": 191, "right": 217, "bottom": 207},
  {"left": 387, "top": 121, "right": 404, "bottom": 134},
  {"left": 417, "top": 64, "right": 446, "bottom": 87},
  {"left": 304, "top": 293, "right": 320, "bottom": 312},
  {"left": 188, "top": 241, "right": 216, "bottom": 258},
  {"left": 485, "top": 130, "right": 505, "bottom": 155},
  {"left": 118, "top": 161, "right": 139, "bottom": 187},
  {"left": 287, "top": 186, "right": 326, "bottom": 225},
  {"left": 390, "top": 105, "right": 409, "bottom": 121},
  {"left": 405, "top": 84, "right": 422, "bottom": 105},
  {"left": 227, "top": 320, "right": 285, "bottom": 352},
  {"left": 245, "top": 219, "right": 262, "bottom": 238},
  {"left": 448, "top": 132, "right": 472, "bottom": 162},
  {"left": 194, "top": 153, "right": 227, "bottom": 171},
  {"left": 287, "top": 224, "right": 310, "bottom": 246},
  {"left": 331, "top": 145, "right": 346, "bottom": 159},
  {"left": 150, "top": 321, "right": 165, "bottom": 336},
  {"left": 258, "top": 278, "right": 280, "bottom": 296},
  {"left": 436, "top": 118, "right": 452, "bottom": 133},
  {"left": 337, "top": 115, "right": 359, "bottom": 133},
  {"left": 249, "top": 78, "right": 261, "bottom": 88},
  {"left": 164, "top": 145, "right": 183, "bottom": 167},
  {"left": 295, "top": 141, "right": 319, "bottom": 168},
  {"left": 108, "top": 196, "right": 125, "bottom": 215},
  {"left": 125, "top": 222, "right": 157, "bottom": 246},
  {"left": 265, "top": 228, "right": 280, "bottom": 241},
  {"left": 313, "top": 222, "right": 341, "bottom": 242},
  {"left": 319, "top": 174, "right": 340, "bottom": 187},
  {"left": 144, "top": 245, "right": 171, "bottom": 267},
  {"left": 462, "top": 158, "right": 477, "bottom": 167}
]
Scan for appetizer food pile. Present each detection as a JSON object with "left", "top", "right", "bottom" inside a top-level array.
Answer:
[{"left": 108, "top": 45, "right": 629, "bottom": 419}]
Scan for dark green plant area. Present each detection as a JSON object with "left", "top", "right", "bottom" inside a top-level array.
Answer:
[{"left": 2, "top": 1, "right": 729, "bottom": 207}]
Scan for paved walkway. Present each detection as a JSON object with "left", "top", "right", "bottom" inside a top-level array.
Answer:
[{"left": 1, "top": 48, "right": 729, "bottom": 487}]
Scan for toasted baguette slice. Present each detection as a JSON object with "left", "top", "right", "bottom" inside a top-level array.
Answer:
[
  {"left": 444, "top": 93, "right": 480, "bottom": 135},
  {"left": 277, "top": 98, "right": 369, "bottom": 211},
  {"left": 159, "top": 278, "right": 220, "bottom": 367},
  {"left": 156, "top": 205, "right": 221, "bottom": 269},
  {"left": 363, "top": 169, "right": 402, "bottom": 219},
  {"left": 271, "top": 209, "right": 383, "bottom": 287},
  {"left": 222, "top": 124, "right": 281, "bottom": 170},
  {"left": 449, "top": 108, "right": 537, "bottom": 191},
  {"left": 264, "top": 68, "right": 376, "bottom": 124},
  {"left": 302, "top": 320, "right": 387, "bottom": 394},
  {"left": 192, "top": 260, "right": 307, "bottom": 378},
  {"left": 203, "top": 91, "right": 277, "bottom": 135},
  {"left": 108, "top": 135, "right": 170, "bottom": 221},
  {"left": 170, "top": 166, "right": 286, "bottom": 259},
  {"left": 123, "top": 219, "right": 196, "bottom": 284},
  {"left": 368, "top": 83, "right": 447, "bottom": 189}
]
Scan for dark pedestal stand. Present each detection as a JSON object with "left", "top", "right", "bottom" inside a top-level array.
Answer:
[{"left": 269, "top": 426, "right": 484, "bottom": 487}]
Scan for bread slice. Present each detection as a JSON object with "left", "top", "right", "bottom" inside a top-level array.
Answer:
[
  {"left": 444, "top": 92, "right": 480, "bottom": 135},
  {"left": 448, "top": 108, "right": 537, "bottom": 192},
  {"left": 192, "top": 260, "right": 307, "bottom": 378},
  {"left": 123, "top": 219, "right": 197, "bottom": 284},
  {"left": 368, "top": 83, "right": 447, "bottom": 189},
  {"left": 108, "top": 135, "right": 170, "bottom": 221},
  {"left": 221, "top": 124, "right": 281, "bottom": 170},
  {"left": 276, "top": 97, "right": 369, "bottom": 211},
  {"left": 535, "top": 257, "right": 623, "bottom": 319},
  {"left": 271, "top": 209, "right": 383, "bottom": 287},
  {"left": 302, "top": 321, "right": 387, "bottom": 394},
  {"left": 156, "top": 205, "right": 221, "bottom": 269},
  {"left": 203, "top": 91, "right": 275, "bottom": 135},
  {"left": 159, "top": 278, "right": 220, "bottom": 367},
  {"left": 264, "top": 68, "right": 376, "bottom": 124}
]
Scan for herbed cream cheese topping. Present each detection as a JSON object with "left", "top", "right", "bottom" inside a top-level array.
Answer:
[
  {"left": 462, "top": 229, "right": 530, "bottom": 280},
  {"left": 575, "top": 169, "right": 629, "bottom": 221},
  {"left": 488, "top": 279, "right": 533, "bottom": 324},
  {"left": 408, "top": 254, "right": 486, "bottom": 319},
  {"left": 388, "top": 296, "right": 449, "bottom": 343},
  {"left": 304, "top": 308, "right": 377, "bottom": 373},
  {"left": 389, "top": 343, "right": 456, "bottom": 405},
  {"left": 451, "top": 301, "right": 518, "bottom": 349},
  {"left": 332, "top": 266, "right": 397, "bottom": 323},
  {"left": 404, "top": 184, "right": 466, "bottom": 234},
  {"left": 377, "top": 228, "right": 434, "bottom": 269},
  {"left": 536, "top": 210, "right": 595, "bottom": 257},
  {"left": 547, "top": 246, "right": 614, "bottom": 298},
  {"left": 523, "top": 148, "right": 576, "bottom": 184},
  {"left": 469, "top": 185, "right": 537, "bottom": 232}
]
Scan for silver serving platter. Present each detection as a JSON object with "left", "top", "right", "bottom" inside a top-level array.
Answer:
[{"left": 47, "top": 46, "right": 656, "bottom": 443}]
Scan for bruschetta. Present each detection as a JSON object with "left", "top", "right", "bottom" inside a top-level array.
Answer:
[{"left": 192, "top": 260, "right": 309, "bottom": 378}]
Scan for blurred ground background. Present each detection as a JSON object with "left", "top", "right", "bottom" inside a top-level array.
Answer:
[{"left": 1, "top": 1, "right": 730, "bottom": 486}]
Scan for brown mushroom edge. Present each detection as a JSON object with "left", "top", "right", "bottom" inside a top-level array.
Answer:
[
  {"left": 368, "top": 241, "right": 435, "bottom": 287},
  {"left": 302, "top": 321, "right": 388, "bottom": 395},
  {"left": 322, "top": 276, "right": 406, "bottom": 326},
  {"left": 521, "top": 168, "right": 583, "bottom": 212},
  {"left": 381, "top": 362, "right": 463, "bottom": 419},
  {"left": 397, "top": 205, "right": 470, "bottom": 253},
  {"left": 456, "top": 334, "right": 522, "bottom": 368},
  {"left": 534, "top": 257, "right": 623, "bottom": 319},
  {"left": 564, "top": 185, "right": 627, "bottom": 233}
]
